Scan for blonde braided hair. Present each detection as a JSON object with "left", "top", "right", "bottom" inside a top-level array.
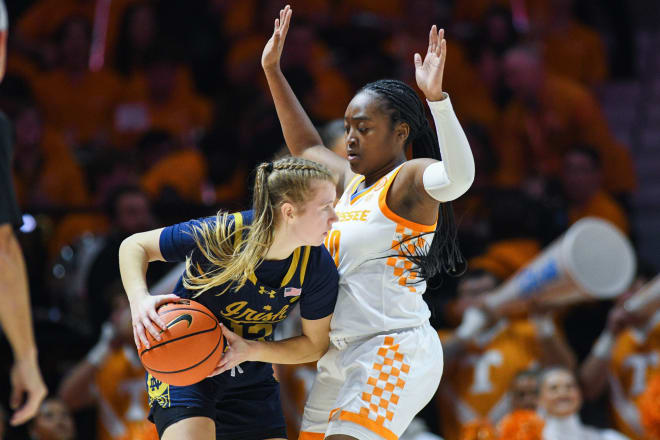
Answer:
[{"left": 183, "top": 157, "right": 335, "bottom": 296}]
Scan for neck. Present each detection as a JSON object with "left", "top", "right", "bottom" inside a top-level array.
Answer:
[
  {"left": 264, "top": 222, "right": 299, "bottom": 260},
  {"left": 363, "top": 154, "right": 405, "bottom": 187}
]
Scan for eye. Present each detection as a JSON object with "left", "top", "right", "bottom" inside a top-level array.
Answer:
[
  {"left": 358, "top": 127, "right": 368, "bottom": 134},
  {"left": 344, "top": 125, "right": 349, "bottom": 134}
]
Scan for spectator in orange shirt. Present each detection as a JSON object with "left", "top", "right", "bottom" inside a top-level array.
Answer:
[
  {"left": 540, "top": 0, "right": 608, "bottom": 87},
  {"left": 59, "top": 287, "right": 158, "bottom": 440},
  {"left": 15, "top": 0, "right": 138, "bottom": 71},
  {"left": 560, "top": 145, "right": 629, "bottom": 234},
  {"left": 137, "top": 130, "right": 208, "bottom": 206},
  {"left": 497, "top": 44, "right": 635, "bottom": 196},
  {"left": 31, "top": 16, "right": 123, "bottom": 147},
  {"left": 12, "top": 103, "right": 90, "bottom": 210},
  {"left": 113, "top": 46, "right": 212, "bottom": 148},
  {"left": 113, "top": 1, "right": 159, "bottom": 78}
]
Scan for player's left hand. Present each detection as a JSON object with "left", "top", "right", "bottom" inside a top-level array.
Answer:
[
  {"left": 414, "top": 25, "right": 447, "bottom": 102},
  {"left": 208, "top": 323, "right": 254, "bottom": 376}
]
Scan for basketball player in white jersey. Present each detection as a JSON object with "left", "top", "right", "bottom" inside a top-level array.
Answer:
[{"left": 262, "top": 6, "right": 475, "bottom": 440}]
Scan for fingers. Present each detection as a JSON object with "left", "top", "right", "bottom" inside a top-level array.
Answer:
[
  {"left": 133, "top": 326, "right": 141, "bottom": 351},
  {"left": 414, "top": 53, "right": 423, "bottom": 69},
  {"left": 142, "top": 315, "right": 162, "bottom": 341},
  {"left": 134, "top": 321, "right": 150, "bottom": 349},
  {"left": 438, "top": 29, "right": 446, "bottom": 58},
  {"left": 148, "top": 307, "right": 167, "bottom": 331},
  {"left": 281, "top": 6, "right": 292, "bottom": 41},
  {"left": 9, "top": 380, "right": 22, "bottom": 410},
  {"left": 10, "top": 385, "right": 46, "bottom": 426},
  {"left": 220, "top": 322, "right": 235, "bottom": 341},
  {"left": 427, "top": 26, "right": 445, "bottom": 58},
  {"left": 161, "top": 294, "right": 182, "bottom": 304}
]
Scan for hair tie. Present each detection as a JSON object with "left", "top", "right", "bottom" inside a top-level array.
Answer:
[{"left": 265, "top": 162, "right": 274, "bottom": 173}]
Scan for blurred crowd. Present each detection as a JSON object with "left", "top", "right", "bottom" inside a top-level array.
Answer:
[{"left": 0, "top": 0, "right": 658, "bottom": 439}]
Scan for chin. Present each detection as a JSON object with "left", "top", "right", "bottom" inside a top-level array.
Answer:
[{"left": 348, "top": 161, "right": 364, "bottom": 174}]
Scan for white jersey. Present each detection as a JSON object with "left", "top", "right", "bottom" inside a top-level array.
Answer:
[{"left": 324, "top": 164, "right": 435, "bottom": 342}]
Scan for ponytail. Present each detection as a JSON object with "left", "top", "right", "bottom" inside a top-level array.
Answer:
[{"left": 183, "top": 157, "right": 335, "bottom": 296}]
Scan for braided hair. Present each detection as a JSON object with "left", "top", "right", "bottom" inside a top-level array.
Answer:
[
  {"left": 184, "top": 157, "right": 336, "bottom": 296},
  {"left": 359, "top": 79, "right": 466, "bottom": 281}
]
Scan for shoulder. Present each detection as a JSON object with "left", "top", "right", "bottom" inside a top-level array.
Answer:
[
  {"left": 304, "top": 245, "right": 338, "bottom": 281},
  {"left": 237, "top": 210, "right": 254, "bottom": 226},
  {"left": 307, "top": 245, "right": 336, "bottom": 269}
]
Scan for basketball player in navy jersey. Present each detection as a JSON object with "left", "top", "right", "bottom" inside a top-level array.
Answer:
[{"left": 119, "top": 157, "right": 340, "bottom": 440}]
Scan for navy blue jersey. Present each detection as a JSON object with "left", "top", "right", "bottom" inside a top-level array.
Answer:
[{"left": 159, "top": 210, "right": 338, "bottom": 342}]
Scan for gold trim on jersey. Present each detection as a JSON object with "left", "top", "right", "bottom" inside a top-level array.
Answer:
[
  {"left": 233, "top": 212, "right": 244, "bottom": 249},
  {"left": 299, "top": 246, "right": 311, "bottom": 285},
  {"left": 230, "top": 211, "right": 311, "bottom": 289},
  {"left": 280, "top": 247, "right": 301, "bottom": 286}
]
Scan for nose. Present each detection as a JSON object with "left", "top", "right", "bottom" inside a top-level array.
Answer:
[
  {"left": 329, "top": 209, "right": 338, "bottom": 225},
  {"left": 346, "top": 130, "right": 357, "bottom": 147}
]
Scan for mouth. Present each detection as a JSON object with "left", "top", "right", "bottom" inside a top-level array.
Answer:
[{"left": 347, "top": 152, "right": 359, "bottom": 162}]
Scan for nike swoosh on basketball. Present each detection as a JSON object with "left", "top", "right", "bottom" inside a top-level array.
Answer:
[{"left": 164, "top": 314, "right": 193, "bottom": 331}]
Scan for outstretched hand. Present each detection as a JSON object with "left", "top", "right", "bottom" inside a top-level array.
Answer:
[
  {"left": 261, "top": 4, "right": 292, "bottom": 71},
  {"left": 414, "top": 25, "right": 447, "bottom": 101}
]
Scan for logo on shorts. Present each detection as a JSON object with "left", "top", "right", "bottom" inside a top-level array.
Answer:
[{"left": 147, "top": 374, "right": 171, "bottom": 408}]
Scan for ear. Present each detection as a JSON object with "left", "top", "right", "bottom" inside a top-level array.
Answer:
[
  {"left": 279, "top": 201, "right": 296, "bottom": 223},
  {"left": 394, "top": 122, "right": 410, "bottom": 147}
]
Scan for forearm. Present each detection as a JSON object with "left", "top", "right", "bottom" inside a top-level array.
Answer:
[
  {"left": 535, "top": 316, "right": 576, "bottom": 369},
  {"left": 119, "top": 235, "right": 151, "bottom": 304},
  {"left": 248, "top": 334, "right": 328, "bottom": 364},
  {"left": 0, "top": 227, "right": 38, "bottom": 360},
  {"left": 424, "top": 96, "right": 475, "bottom": 202},
  {"left": 580, "top": 331, "right": 615, "bottom": 400},
  {"left": 58, "top": 361, "right": 97, "bottom": 410},
  {"left": 263, "top": 66, "right": 324, "bottom": 154}
]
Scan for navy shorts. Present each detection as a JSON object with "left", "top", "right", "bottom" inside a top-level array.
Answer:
[{"left": 146, "top": 361, "right": 286, "bottom": 439}]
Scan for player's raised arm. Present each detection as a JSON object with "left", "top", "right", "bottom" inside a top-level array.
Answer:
[
  {"left": 261, "top": 5, "right": 351, "bottom": 190},
  {"left": 411, "top": 26, "right": 474, "bottom": 203}
]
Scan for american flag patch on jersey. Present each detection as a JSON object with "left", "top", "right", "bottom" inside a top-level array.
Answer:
[{"left": 284, "top": 287, "right": 301, "bottom": 297}]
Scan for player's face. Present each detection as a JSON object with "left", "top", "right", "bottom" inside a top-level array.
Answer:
[
  {"left": 344, "top": 92, "right": 406, "bottom": 176},
  {"left": 29, "top": 399, "right": 75, "bottom": 440},
  {"left": 290, "top": 180, "right": 338, "bottom": 246},
  {"left": 539, "top": 370, "right": 582, "bottom": 418}
]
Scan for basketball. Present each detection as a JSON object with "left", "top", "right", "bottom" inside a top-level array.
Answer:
[{"left": 139, "top": 299, "right": 224, "bottom": 386}]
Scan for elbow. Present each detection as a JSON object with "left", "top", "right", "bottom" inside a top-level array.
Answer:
[
  {"left": 309, "top": 336, "right": 330, "bottom": 362},
  {"left": 451, "top": 173, "right": 475, "bottom": 200},
  {"left": 118, "top": 234, "right": 140, "bottom": 260}
]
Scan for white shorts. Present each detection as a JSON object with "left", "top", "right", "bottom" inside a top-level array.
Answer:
[{"left": 300, "top": 323, "right": 443, "bottom": 440}]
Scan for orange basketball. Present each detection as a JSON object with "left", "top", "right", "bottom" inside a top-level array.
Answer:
[{"left": 139, "top": 299, "right": 224, "bottom": 386}]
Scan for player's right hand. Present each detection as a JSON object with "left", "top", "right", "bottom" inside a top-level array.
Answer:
[
  {"left": 129, "top": 293, "right": 180, "bottom": 349},
  {"left": 261, "top": 4, "right": 292, "bottom": 71}
]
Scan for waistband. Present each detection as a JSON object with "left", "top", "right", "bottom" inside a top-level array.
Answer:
[{"left": 330, "top": 323, "right": 428, "bottom": 350}]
